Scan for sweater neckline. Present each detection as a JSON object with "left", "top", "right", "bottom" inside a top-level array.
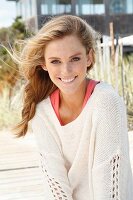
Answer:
[{"left": 46, "top": 81, "right": 101, "bottom": 128}]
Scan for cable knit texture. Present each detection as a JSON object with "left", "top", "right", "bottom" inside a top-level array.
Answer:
[{"left": 31, "top": 81, "right": 133, "bottom": 200}]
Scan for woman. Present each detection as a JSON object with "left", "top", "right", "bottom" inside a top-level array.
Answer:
[{"left": 14, "top": 15, "right": 133, "bottom": 199}]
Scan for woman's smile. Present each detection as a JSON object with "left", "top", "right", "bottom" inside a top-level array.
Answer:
[{"left": 58, "top": 76, "right": 78, "bottom": 83}]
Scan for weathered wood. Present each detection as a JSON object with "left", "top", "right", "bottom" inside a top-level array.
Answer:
[
  {"left": 109, "top": 22, "right": 115, "bottom": 65},
  {"left": 0, "top": 131, "right": 45, "bottom": 200}
]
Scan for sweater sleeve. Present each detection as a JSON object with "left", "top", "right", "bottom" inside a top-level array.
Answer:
[
  {"left": 92, "top": 90, "right": 133, "bottom": 200},
  {"left": 31, "top": 115, "right": 73, "bottom": 200}
]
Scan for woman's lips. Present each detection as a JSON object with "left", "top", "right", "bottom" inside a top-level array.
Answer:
[{"left": 58, "top": 76, "right": 78, "bottom": 83}]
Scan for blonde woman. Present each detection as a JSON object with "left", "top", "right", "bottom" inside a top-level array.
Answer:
[{"left": 14, "top": 15, "right": 133, "bottom": 199}]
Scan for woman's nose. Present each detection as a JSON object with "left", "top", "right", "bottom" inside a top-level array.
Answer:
[{"left": 61, "top": 63, "right": 72, "bottom": 74}]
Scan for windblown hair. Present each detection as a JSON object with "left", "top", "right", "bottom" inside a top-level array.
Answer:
[{"left": 14, "top": 15, "right": 99, "bottom": 137}]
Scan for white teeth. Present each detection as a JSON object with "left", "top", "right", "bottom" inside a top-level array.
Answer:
[{"left": 61, "top": 77, "right": 75, "bottom": 83}]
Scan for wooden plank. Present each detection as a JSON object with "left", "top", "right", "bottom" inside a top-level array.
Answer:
[{"left": 0, "top": 130, "right": 45, "bottom": 200}]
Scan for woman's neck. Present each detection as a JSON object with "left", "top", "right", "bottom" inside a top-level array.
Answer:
[{"left": 59, "top": 78, "right": 89, "bottom": 112}]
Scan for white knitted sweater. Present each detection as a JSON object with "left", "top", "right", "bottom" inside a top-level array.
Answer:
[{"left": 31, "top": 82, "right": 133, "bottom": 200}]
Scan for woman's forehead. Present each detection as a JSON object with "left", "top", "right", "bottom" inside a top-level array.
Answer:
[{"left": 44, "top": 35, "right": 86, "bottom": 57}]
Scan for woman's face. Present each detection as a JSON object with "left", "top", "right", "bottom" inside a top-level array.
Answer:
[{"left": 43, "top": 34, "right": 92, "bottom": 95}]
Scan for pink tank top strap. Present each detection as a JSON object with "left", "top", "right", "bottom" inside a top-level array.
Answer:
[
  {"left": 82, "top": 79, "right": 100, "bottom": 109},
  {"left": 50, "top": 88, "right": 60, "bottom": 120}
]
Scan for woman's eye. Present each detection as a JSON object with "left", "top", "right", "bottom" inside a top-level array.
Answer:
[
  {"left": 71, "top": 57, "right": 80, "bottom": 62},
  {"left": 51, "top": 60, "right": 61, "bottom": 64}
]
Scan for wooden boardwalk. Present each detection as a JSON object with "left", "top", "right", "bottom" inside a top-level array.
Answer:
[
  {"left": 0, "top": 130, "right": 44, "bottom": 200},
  {"left": 0, "top": 130, "right": 133, "bottom": 200},
  {"left": 129, "top": 131, "right": 133, "bottom": 172}
]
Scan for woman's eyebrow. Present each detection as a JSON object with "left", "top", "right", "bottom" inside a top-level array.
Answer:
[
  {"left": 48, "top": 52, "right": 82, "bottom": 60},
  {"left": 48, "top": 57, "right": 61, "bottom": 60},
  {"left": 69, "top": 52, "right": 82, "bottom": 58}
]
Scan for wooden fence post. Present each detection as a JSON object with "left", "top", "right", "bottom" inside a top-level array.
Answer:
[{"left": 109, "top": 22, "right": 115, "bottom": 65}]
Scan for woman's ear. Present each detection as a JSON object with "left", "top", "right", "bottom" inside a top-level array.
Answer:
[
  {"left": 87, "top": 49, "right": 93, "bottom": 67},
  {"left": 41, "top": 65, "right": 47, "bottom": 71}
]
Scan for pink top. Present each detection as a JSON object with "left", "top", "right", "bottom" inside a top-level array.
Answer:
[{"left": 50, "top": 79, "right": 100, "bottom": 125}]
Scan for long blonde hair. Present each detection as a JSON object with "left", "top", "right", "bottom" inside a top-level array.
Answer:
[{"left": 14, "top": 15, "right": 99, "bottom": 137}]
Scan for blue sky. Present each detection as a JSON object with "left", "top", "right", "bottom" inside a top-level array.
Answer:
[{"left": 0, "top": 0, "right": 16, "bottom": 28}]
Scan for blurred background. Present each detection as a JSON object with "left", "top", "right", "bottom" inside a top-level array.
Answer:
[{"left": 0, "top": 0, "right": 133, "bottom": 199}]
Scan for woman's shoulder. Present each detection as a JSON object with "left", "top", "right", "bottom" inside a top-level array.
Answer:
[
  {"left": 95, "top": 81, "right": 115, "bottom": 92},
  {"left": 33, "top": 96, "right": 51, "bottom": 118},
  {"left": 93, "top": 81, "right": 124, "bottom": 109},
  {"left": 94, "top": 81, "right": 120, "bottom": 97}
]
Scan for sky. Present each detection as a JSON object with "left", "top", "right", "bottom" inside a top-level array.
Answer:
[{"left": 0, "top": 0, "right": 16, "bottom": 28}]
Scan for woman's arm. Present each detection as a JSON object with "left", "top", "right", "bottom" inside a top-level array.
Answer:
[
  {"left": 31, "top": 115, "right": 73, "bottom": 200},
  {"left": 92, "top": 90, "right": 133, "bottom": 200}
]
